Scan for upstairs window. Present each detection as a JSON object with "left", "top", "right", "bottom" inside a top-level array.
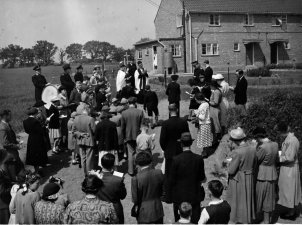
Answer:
[
  {"left": 201, "top": 43, "right": 219, "bottom": 55},
  {"left": 176, "top": 14, "right": 183, "bottom": 28},
  {"left": 209, "top": 14, "right": 220, "bottom": 26},
  {"left": 272, "top": 15, "right": 287, "bottom": 26},
  {"left": 170, "top": 44, "right": 181, "bottom": 56},
  {"left": 145, "top": 48, "right": 149, "bottom": 56},
  {"left": 244, "top": 14, "right": 254, "bottom": 26},
  {"left": 137, "top": 50, "right": 142, "bottom": 59}
]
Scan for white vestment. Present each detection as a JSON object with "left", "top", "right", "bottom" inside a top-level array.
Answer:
[{"left": 116, "top": 70, "right": 126, "bottom": 92}]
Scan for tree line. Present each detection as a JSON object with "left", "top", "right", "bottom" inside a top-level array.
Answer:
[{"left": 0, "top": 40, "right": 135, "bottom": 68}]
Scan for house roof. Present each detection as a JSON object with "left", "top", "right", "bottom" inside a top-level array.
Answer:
[
  {"left": 183, "top": 0, "right": 302, "bottom": 14},
  {"left": 134, "top": 39, "right": 165, "bottom": 47}
]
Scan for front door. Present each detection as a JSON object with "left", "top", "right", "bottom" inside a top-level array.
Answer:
[
  {"left": 270, "top": 43, "right": 278, "bottom": 64},
  {"left": 246, "top": 43, "right": 254, "bottom": 66}
]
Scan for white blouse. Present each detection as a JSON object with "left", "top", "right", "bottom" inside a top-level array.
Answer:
[{"left": 195, "top": 101, "right": 211, "bottom": 125}]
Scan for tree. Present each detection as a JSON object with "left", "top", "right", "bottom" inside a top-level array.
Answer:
[
  {"left": 112, "top": 47, "right": 125, "bottom": 62},
  {"left": 59, "top": 48, "right": 66, "bottom": 65},
  {"left": 0, "top": 44, "right": 23, "bottom": 68},
  {"left": 20, "top": 48, "right": 35, "bottom": 66},
  {"left": 66, "top": 43, "right": 83, "bottom": 62},
  {"left": 83, "top": 40, "right": 115, "bottom": 62},
  {"left": 33, "top": 40, "right": 57, "bottom": 65}
]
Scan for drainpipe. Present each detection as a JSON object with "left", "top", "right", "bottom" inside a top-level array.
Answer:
[
  {"left": 189, "top": 12, "right": 193, "bottom": 73},
  {"left": 182, "top": 1, "right": 187, "bottom": 73}
]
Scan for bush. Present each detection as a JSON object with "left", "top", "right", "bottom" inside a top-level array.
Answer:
[
  {"left": 246, "top": 67, "right": 271, "bottom": 77},
  {"left": 295, "top": 63, "right": 302, "bottom": 69},
  {"left": 266, "top": 63, "right": 294, "bottom": 70}
]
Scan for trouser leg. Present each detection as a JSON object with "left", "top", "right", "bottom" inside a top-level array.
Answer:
[
  {"left": 127, "top": 141, "right": 136, "bottom": 175},
  {"left": 173, "top": 203, "right": 180, "bottom": 222},
  {"left": 86, "top": 146, "right": 95, "bottom": 173},
  {"left": 191, "top": 202, "right": 202, "bottom": 224},
  {"left": 79, "top": 146, "right": 87, "bottom": 175}
]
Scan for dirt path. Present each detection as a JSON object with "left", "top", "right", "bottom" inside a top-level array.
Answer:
[{"left": 18, "top": 99, "right": 301, "bottom": 224}]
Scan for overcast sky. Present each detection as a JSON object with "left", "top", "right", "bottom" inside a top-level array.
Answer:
[{"left": 0, "top": 0, "right": 161, "bottom": 49}]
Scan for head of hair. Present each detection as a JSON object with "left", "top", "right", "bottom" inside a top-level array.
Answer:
[
  {"left": 202, "top": 86, "right": 212, "bottom": 100},
  {"left": 277, "top": 121, "right": 288, "bottom": 133},
  {"left": 252, "top": 126, "right": 267, "bottom": 139},
  {"left": 237, "top": 69, "right": 244, "bottom": 75},
  {"left": 135, "top": 151, "right": 152, "bottom": 167},
  {"left": 208, "top": 180, "right": 224, "bottom": 198},
  {"left": 0, "top": 109, "right": 11, "bottom": 117},
  {"left": 58, "top": 86, "right": 66, "bottom": 93},
  {"left": 21, "top": 172, "right": 41, "bottom": 195},
  {"left": 137, "top": 61, "right": 142, "bottom": 65},
  {"left": 179, "top": 202, "right": 192, "bottom": 219},
  {"left": 210, "top": 79, "right": 221, "bottom": 88},
  {"left": 101, "top": 153, "right": 115, "bottom": 170},
  {"left": 145, "top": 85, "right": 151, "bottom": 91},
  {"left": 82, "top": 174, "right": 103, "bottom": 195}
]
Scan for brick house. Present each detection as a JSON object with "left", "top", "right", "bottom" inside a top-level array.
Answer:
[{"left": 134, "top": 0, "right": 302, "bottom": 74}]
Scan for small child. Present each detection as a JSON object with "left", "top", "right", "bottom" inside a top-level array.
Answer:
[
  {"left": 198, "top": 180, "right": 231, "bottom": 224},
  {"left": 176, "top": 202, "right": 193, "bottom": 224},
  {"left": 67, "top": 112, "right": 80, "bottom": 165},
  {"left": 143, "top": 85, "right": 159, "bottom": 128},
  {"left": 136, "top": 119, "right": 155, "bottom": 155}
]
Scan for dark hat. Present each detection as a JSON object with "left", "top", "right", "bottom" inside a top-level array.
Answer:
[
  {"left": 236, "top": 69, "right": 244, "bottom": 75},
  {"left": 33, "top": 65, "right": 41, "bottom": 71},
  {"left": 128, "top": 96, "right": 137, "bottom": 104},
  {"left": 145, "top": 85, "right": 151, "bottom": 90},
  {"left": 171, "top": 74, "right": 179, "bottom": 81},
  {"left": 42, "top": 183, "right": 60, "bottom": 200},
  {"left": 178, "top": 132, "right": 194, "bottom": 142},
  {"left": 26, "top": 107, "right": 38, "bottom": 116},
  {"left": 191, "top": 61, "right": 198, "bottom": 65},
  {"left": 33, "top": 100, "right": 46, "bottom": 107},
  {"left": 63, "top": 63, "right": 71, "bottom": 70},
  {"left": 168, "top": 103, "right": 177, "bottom": 111},
  {"left": 137, "top": 60, "right": 142, "bottom": 65},
  {"left": 76, "top": 65, "right": 83, "bottom": 70},
  {"left": 204, "top": 59, "right": 209, "bottom": 64}
]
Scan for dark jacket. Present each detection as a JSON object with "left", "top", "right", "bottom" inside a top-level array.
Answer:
[
  {"left": 127, "top": 63, "right": 137, "bottom": 87},
  {"left": 46, "top": 105, "right": 60, "bottom": 129},
  {"left": 95, "top": 119, "right": 118, "bottom": 151},
  {"left": 168, "top": 151, "right": 206, "bottom": 204},
  {"left": 74, "top": 72, "right": 83, "bottom": 83},
  {"left": 32, "top": 74, "right": 47, "bottom": 102},
  {"left": 60, "top": 73, "right": 75, "bottom": 98},
  {"left": 166, "top": 82, "right": 181, "bottom": 103},
  {"left": 121, "top": 107, "right": 144, "bottom": 142},
  {"left": 132, "top": 167, "right": 164, "bottom": 223},
  {"left": 96, "top": 92, "right": 107, "bottom": 111},
  {"left": 234, "top": 76, "right": 248, "bottom": 105},
  {"left": 144, "top": 90, "right": 158, "bottom": 110},
  {"left": 204, "top": 66, "right": 213, "bottom": 83},
  {"left": 159, "top": 117, "right": 189, "bottom": 159},
  {"left": 193, "top": 68, "right": 205, "bottom": 80},
  {"left": 120, "top": 85, "right": 135, "bottom": 100},
  {"left": 98, "top": 171, "right": 127, "bottom": 224},
  {"left": 69, "top": 88, "right": 82, "bottom": 112}
]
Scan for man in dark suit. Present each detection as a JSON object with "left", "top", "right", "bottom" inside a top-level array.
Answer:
[
  {"left": 98, "top": 153, "right": 127, "bottom": 224},
  {"left": 132, "top": 151, "right": 164, "bottom": 224},
  {"left": 192, "top": 61, "right": 204, "bottom": 85},
  {"left": 69, "top": 81, "right": 82, "bottom": 112},
  {"left": 126, "top": 61, "right": 137, "bottom": 88},
  {"left": 204, "top": 59, "right": 213, "bottom": 84},
  {"left": 32, "top": 65, "right": 47, "bottom": 103},
  {"left": 167, "top": 132, "right": 206, "bottom": 224},
  {"left": 121, "top": 97, "right": 144, "bottom": 176},
  {"left": 160, "top": 104, "right": 189, "bottom": 195},
  {"left": 120, "top": 80, "right": 136, "bottom": 100},
  {"left": 74, "top": 65, "right": 84, "bottom": 83},
  {"left": 230, "top": 69, "right": 248, "bottom": 115},
  {"left": 60, "top": 63, "right": 75, "bottom": 99},
  {"left": 166, "top": 74, "right": 181, "bottom": 117},
  {"left": 143, "top": 85, "right": 159, "bottom": 126}
]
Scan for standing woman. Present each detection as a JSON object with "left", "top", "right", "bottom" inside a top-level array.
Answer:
[
  {"left": 194, "top": 88, "right": 213, "bottom": 155},
  {"left": 277, "top": 122, "right": 302, "bottom": 218},
  {"left": 23, "top": 107, "right": 48, "bottom": 173},
  {"left": 213, "top": 74, "right": 229, "bottom": 134},
  {"left": 209, "top": 79, "right": 222, "bottom": 141},
  {"left": 253, "top": 127, "right": 279, "bottom": 223}
]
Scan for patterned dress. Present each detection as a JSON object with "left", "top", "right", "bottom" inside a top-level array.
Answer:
[
  {"left": 34, "top": 200, "right": 66, "bottom": 224},
  {"left": 64, "top": 196, "right": 118, "bottom": 224},
  {"left": 195, "top": 101, "right": 213, "bottom": 148}
]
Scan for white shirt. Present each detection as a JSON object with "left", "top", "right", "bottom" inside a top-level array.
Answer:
[
  {"left": 198, "top": 199, "right": 224, "bottom": 224},
  {"left": 116, "top": 69, "right": 126, "bottom": 92}
]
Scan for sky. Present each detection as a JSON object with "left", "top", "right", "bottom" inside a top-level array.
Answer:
[{"left": 0, "top": 0, "right": 162, "bottom": 49}]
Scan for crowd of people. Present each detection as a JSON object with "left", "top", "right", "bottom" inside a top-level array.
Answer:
[{"left": 0, "top": 59, "right": 301, "bottom": 224}]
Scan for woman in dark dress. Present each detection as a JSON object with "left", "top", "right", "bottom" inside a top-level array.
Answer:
[{"left": 23, "top": 108, "right": 48, "bottom": 173}]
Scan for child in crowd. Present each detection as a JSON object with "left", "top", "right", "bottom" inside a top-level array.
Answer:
[
  {"left": 68, "top": 112, "right": 80, "bottom": 165},
  {"left": 12, "top": 172, "right": 41, "bottom": 224},
  {"left": 198, "top": 180, "right": 231, "bottom": 224},
  {"left": 143, "top": 85, "right": 159, "bottom": 128},
  {"left": 176, "top": 202, "right": 193, "bottom": 224},
  {"left": 136, "top": 118, "right": 155, "bottom": 155}
]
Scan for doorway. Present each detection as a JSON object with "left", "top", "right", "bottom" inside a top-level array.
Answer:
[
  {"left": 245, "top": 43, "right": 254, "bottom": 66},
  {"left": 271, "top": 42, "right": 278, "bottom": 64}
]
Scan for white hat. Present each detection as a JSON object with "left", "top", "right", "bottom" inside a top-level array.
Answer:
[
  {"left": 50, "top": 96, "right": 60, "bottom": 102},
  {"left": 213, "top": 74, "right": 224, "bottom": 80},
  {"left": 230, "top": 127, "right": 246, "bottom": 141}
]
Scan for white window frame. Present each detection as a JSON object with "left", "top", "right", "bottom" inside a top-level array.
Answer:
[
  {"left": 209, "top": 14, "right": 220, "bottom": 26},
  {"left": 170, "top": 44, "right": 182, "bottom": 57},
  {"left": 145, "top": 48, "right": 149, "bottom": 56},
  {"left": 272, "top": 15, "right": 287, "bottom": 26},
  {"left": 137, "top": 50, "right": 142, "bottom": 59},
  {"left": 201, "top": 43, "right": 219, "bottom": 56},
  {"left": 234, "top": 43, "right": 240, "bottom": 52},
  {"left": 244, "top": 14, "right": 254, "bottom": 26},
  {"left": 176, "top": 14, "right": 183, "bottom": 28},
  {"left": 284, "top": 42, "right": 290, "bottom": 50}
]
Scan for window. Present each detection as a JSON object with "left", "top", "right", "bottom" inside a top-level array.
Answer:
[
  {"left": 234, "top": 43, "right": 240, "bottom": 51},
  {"left": 284, "top": 42, "right": 290, "bottom": 50},
  {"left": 209, "top": 14, "right": 220, "bottom": 26},
  {"left": 176, "top": 14, "right": 183, "bottom": 28},
  {"left": 145, "top": 48, "right": 149, "bottom": 56},
  {"left": 244, "top": 14, "right": 254, "bottom": 26},
  {"left": 201, "top": 43, "right": 219, "bottom": 55},
  {"left": 170, "top": 44, "right": 181, "bottom": 56},
  {"left": 137, "top": 50, "right": 142, "bottom": 59},
  {"left": 272, "top": 15, "right": 287, "bottom": 26}
]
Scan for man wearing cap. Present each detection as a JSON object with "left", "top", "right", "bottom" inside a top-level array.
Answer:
[
  {"left": 32, "top": 65, "right": 48, "bottom": 103},
  {"left": 204, "top": 60, "right": 213, "bottom": 84},
  {"left": 230, "top": 69, "right": 248, "bottom": 114},
  {"left": 192, "top": 61, "right": 204, "bottom": 84},
  {"left": 134, "top": 61, "right": 149, "bottom": 95},
  {"left": 116, "top": 63, "right": 127, "bottom": 95},
  {"left": 74, "top": 65, "right": 84, "bottom": 83},
  {"left": 226, "top": 127, "right": 256, "bottom": 224},
  {"left": 167, "top": 132, "right": 206, "bottom": 223},
  {"left": 166, "top": 74, "right": 181, "bottom": 117},
  {"left": 60, "top": 63, "right": 75, "bottom": 99},
  {"left": 121, "top": 97, "right": 144, "bottom": 176}
]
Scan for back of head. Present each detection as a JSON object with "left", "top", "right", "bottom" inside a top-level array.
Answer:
[
  {"left": 135, "top": 151, "right": 152, "bottom": 167},
  {"left": 101, "top": 153, "right": 115, "bottom": 170},
  {"left": 168, "top": 104, "right": 178, "bottom": 113},
  {"left": 179, "top": 202, "right": 192, "bottom": 219},
  {"left": 82, "top": 174, "right": 103, "bottom": 195},
  {"left": 145, "top": 85, "right": 151, "bottom": 91},
  {"left": 208, "top": 180, "right": 224, "bottom": 198},
  {"left": 202, "top": 86, "right": 212, "bottom": 100},
  {"left": 277, "top": 121, "right": 288, "bottom": 133}
]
